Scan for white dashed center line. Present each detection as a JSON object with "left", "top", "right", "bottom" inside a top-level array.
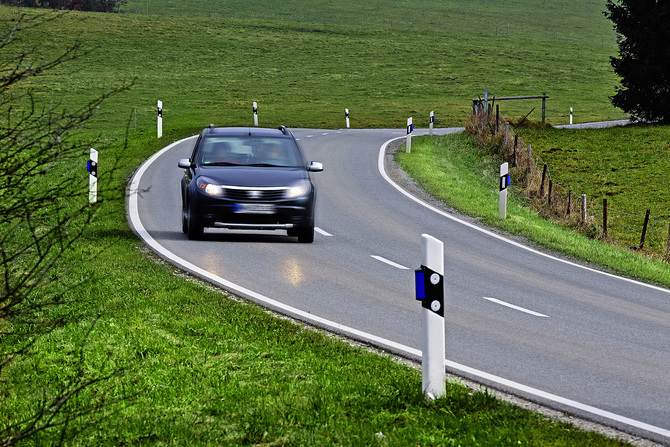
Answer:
[
  {"left": 483, "top": 297, "right": 549, "bottom": 318},
  {"left": 371, "top": 255, "right": 409, "bottom": 270},
  {"left": 315, "top": 227, "right": 332, "bottom": 236}
]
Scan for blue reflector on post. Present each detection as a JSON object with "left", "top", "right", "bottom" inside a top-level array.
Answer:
[{"left": 415, "top": 269, "right": 426, "bottom": 300}]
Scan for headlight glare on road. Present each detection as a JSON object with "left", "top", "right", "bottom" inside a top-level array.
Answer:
[
  {"left": 197, "top": 177, "right": 225, "bottom": 197},
  {"left": 285, "top": 179, "right": 310, "bottom": 199}
]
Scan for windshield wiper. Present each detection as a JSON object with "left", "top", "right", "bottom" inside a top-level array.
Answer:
[{"left": 246, "top": 163, "right": 283, "bottom": 167}]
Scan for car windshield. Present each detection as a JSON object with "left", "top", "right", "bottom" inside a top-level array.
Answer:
[{"left": 198, "top": 136, "right": 302, "bottom": 167}]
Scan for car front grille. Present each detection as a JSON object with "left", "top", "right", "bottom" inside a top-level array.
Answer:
[{"left": 223, "top": 186, "right": 287, "bottom": 201}]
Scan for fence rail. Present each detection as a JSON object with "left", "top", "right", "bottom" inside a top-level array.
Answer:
[{"left": 470, "top": 105, "right": 670, "bottom": 261}]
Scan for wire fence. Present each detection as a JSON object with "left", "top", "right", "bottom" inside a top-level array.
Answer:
[{"left": 468, "top": 103, "right": 670, "bottom": 262}]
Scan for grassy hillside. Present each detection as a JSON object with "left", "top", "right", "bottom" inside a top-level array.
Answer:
[
  {"left": 125, "top": 0, "right": 615, "bottom": 46},
  {"left": 516, "top": 125, "right": 670, "bottom": 257},
  {"left": 1, "top": 0, "right": 624, "bottom": 137}
]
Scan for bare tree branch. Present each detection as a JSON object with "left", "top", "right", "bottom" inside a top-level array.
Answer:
[{"left": 0, "top": 11, "right": 136, "bottom": 444}]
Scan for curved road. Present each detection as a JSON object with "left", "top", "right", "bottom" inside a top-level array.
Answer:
[{"left": 128, "top": 128, "right": 670, "bottom": 444}]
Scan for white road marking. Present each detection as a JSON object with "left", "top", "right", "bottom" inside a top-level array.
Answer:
[
  {"left": 315, "top": 227, "right": 332, "bottom": 236},
  {"left": 371, "top": 255, "right": 409, "bottom": 270},
  {"left": 483, "top": 297, "right": 549, "bottom": 318}
]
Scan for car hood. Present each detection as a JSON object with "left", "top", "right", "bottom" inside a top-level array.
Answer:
[{"left": 196, "top": 166, "right": 309, "bottom": 187}]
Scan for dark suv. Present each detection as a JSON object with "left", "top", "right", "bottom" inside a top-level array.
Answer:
[{"left": 178, "top": 126, "right": 323, "bottom": 242}]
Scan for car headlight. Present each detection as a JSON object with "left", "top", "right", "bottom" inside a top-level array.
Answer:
[
  {"left": 197, "top": 177, "right": 225, "bottom": 197},
  {"left": 285, "top": 179, "right": 311, "bottom": 199}
]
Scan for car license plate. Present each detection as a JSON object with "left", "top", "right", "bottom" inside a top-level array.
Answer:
[{"left": 233, "top": 203, "right": 276, "bottom": 214}]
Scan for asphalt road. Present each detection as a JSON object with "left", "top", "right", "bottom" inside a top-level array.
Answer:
[{"left": 128, "top": 127, "right": 670, "bottom": 444}]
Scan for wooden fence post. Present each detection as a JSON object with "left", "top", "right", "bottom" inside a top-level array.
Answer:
[
  {"left": 566, "top": 191, "right": 572, "bottom": 216},
  {"left": 540, "top": 164, "right": 547, "bottom": 196},
  {"left": 582, "top": 194, "right": 587, "bottom": 223},
  {"left": 603, "top": 198, "right": 608, "bottom": 237},
  {"left": 639, "top": 209, "right": 650, "bottom": 249},
  {"left": 513, "top": 134, "right": 518, "bottom": 166},
  {"left": 548, "top": 180, "right": 553, "bottom": 206}
]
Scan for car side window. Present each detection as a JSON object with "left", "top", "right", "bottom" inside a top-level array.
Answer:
[{"left": 190, "top": 134, "right": 203, "bottom": 162}]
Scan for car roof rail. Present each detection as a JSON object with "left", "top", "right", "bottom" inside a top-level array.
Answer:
[
  {"left": 209, "top": 124, "right": 214, "bottom": 129},
  {"left": 278, "top": 125, "right": 288, "bottom": 135}
]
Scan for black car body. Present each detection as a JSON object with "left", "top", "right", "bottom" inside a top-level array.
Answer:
[{"left": 178, "top": 126, "right": 322, "bottom": 242}]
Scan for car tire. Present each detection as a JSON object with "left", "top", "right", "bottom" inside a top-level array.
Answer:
[
  {"left": 296, "top": 225, "right": 314, "bottom": 243},
  {"left": 186, "top": 201, "right": 204, "bottom": 240},
  {"left": 182, "top": 204, "right": 189, "bottom": 234}
]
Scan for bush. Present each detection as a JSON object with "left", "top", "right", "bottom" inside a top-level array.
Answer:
[{"left": 0, "top": 0, "right": 126, "bottom": 13}]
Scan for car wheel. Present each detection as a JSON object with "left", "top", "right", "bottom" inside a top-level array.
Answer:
[
  {"left": 296, "top": 225, "right": 314, "bottom": 243},
  {"left": 186, "top": 201, "right": 204, "bottom": 240},
  {"left": 181, "top": 202, "right": 189, "bottom": 234}
]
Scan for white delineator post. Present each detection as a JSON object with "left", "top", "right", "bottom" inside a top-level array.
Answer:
[
  {"left": 570, "top": 107, "right": 573, "bottom": 125},
  {"left": 406, "top": 117, "right": 413, "bottom": 153},
  {"left": 499, "top": 162, "right": 509, "bottom": 219},
  {"left": 429, "top": 111, "right": 435, "bottom": 136},
  {"left": 345, "top": 108, "right": 350, "bottom": 129},
  {"left": 415, "top": 234, "right": 445, "bottom": 400},
  {"left": 253, "top": 101, "right": 259, "bottom": 127},
  {"left": 157, "top": 100, "right": 163, "bottom": 139},
  {"left": 88, "top": 148, "right": 98, "bottom": 204}
]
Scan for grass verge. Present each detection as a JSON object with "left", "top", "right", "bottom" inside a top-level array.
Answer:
[{"left": 395, "top": 132, "right": 670, "bottom": 289}]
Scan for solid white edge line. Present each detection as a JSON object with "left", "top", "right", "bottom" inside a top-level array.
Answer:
[
  {"left": 444, "top": 358, "right": 670, "bottom": 439},
  {"left": 377, "top": 135, "right": 670, "bottom": 295},
  {"left": 371, "top": 255, "right": 410, "bottom": 270},
  {"left": 377, "top": 134, "right": 670, "bottom": 440},
  {"left": 483, "top": 297, "right": 549, "bottom": 318},
  {"left": 127, "top": 134, "right": 670, "bottom": 441}
]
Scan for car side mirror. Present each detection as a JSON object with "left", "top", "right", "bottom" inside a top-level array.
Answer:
[
  {"left": 308, "top": 161, "right": 323, "bottom": 172},
  {"left": 178, "top": 158, "right": 192, "bottom": 169}
]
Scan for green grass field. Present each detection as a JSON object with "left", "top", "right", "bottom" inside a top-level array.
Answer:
[
  {"left": 0, "top": 0, "right": 660, "bottom": 444},
  {"left": 3, "top": 0, "right": 625, "bottom": 135},
  {"left": 514, "top": 125, "right": 670, "bottom": 255}
]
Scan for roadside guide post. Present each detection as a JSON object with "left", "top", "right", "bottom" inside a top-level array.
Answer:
[
  {"left": 157, "top": 100, "right": 163, "bottom": 139},
  {"left": 345, "top": 108, "right": 350, "bottom": 129},
  {"left": 253, "top": 101, "right": 259, "bottom": 127},
  {"left": 406, "top": 117, "right": 413, "bottom": 153},
  {"left": 88, "top": 148, "right": 98, "bottom": 204},
  {"left": 499, "top": 162, "right": 510, "bottom": 219},
  {"left": 570, "top": 107, "right": 573, "bottom": 125},
  {"left": 429, "top": 111, "right": 435, "bottom": 136},
  {"left": 415, "top": 234, "right": 446, "bottom": 399}
]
